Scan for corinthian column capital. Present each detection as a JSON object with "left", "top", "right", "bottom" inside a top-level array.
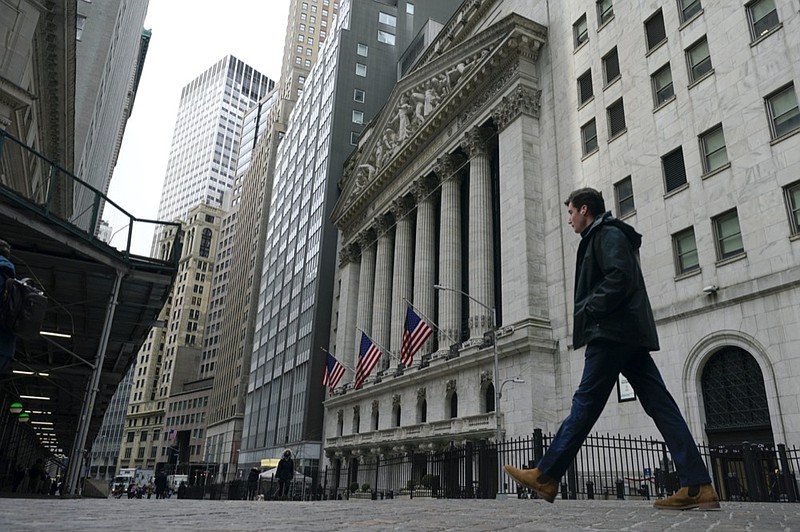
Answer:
[
  {"left": 491, "top": 85, "right": 542, "bottom": 131},
  {"left": 461, "top": 126, "right": 493, "bottom": 157}
]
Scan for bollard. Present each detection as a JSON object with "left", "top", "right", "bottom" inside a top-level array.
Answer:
[
  {"left": 615, "top": 479, "right": 625, "bottom": 500},
  {"left": 586, "top": 480, "right": 594, "bottom": 500}
]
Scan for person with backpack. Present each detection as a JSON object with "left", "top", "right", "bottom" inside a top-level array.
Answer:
[{"left": 0, "top": 239, "right": 16, "bottom": 375}]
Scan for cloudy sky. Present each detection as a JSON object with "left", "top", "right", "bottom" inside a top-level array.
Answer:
[{"left": 105, "top": 0, "right": 290, "bottom": 252}]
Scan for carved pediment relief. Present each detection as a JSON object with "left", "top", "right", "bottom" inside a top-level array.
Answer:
[{"left": 332, "top": 13, "right": 547, "bottom": 234}]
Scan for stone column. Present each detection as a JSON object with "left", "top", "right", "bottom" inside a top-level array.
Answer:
[
  {"left": 412, "top": 174, "right": 439, "bottom": 358},
  {"left": 461, "top": 127, "right": 495, "bottom": 340},
  {"left": 491, "top": 85, "right": 546, "bottom": 325},
  {"left": 390, "top": 196, "right": 415, "bottom": 369},
  {"left": 372, "top": 213, "right": 394, "bottom": 371},
  {"left": 435, "top": 154, "right": 462, "bottom": 349},
  {"left": 334, "top": 242, "right": 360, "bottom": 384},
  {"left": 355, "top": 229, "right": 377, "bottom": 371}
]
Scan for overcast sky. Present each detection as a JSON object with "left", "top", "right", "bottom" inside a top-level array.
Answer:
[{"left": 105, "top": 0, "right": 290, "bottom": 253}]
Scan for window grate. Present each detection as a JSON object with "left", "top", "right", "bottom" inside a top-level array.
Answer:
[
  {"left": 608, "top": 99, "right": 626, "bottom": 137},
  {"left": 645, "top": 10, "right": 666, "bottom": 51},
  {"left": 662, "top": 147, "right": 687, "bottom": 192},
  {"left": 578, "top": 69, "right": 593, "bottom": 104},
  {"left": 603, "top": 48, "right": 620, "bottom": 84},
  {"left": 701, "top": 347, "right": 770, "bottom": 431}
]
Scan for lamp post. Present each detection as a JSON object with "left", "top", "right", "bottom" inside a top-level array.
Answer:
[{"left": 433, "top": 284, "right": 505, "bottom": 498}]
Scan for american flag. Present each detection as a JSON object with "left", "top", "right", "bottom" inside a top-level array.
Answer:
[
  {"left": 400, "top": 305, "right": 433, "bottom": 367},
  {"left": 354, "top": 332, "right": 382, "bottom": 390},
  {"left": 322, "top": 351, "right": 346, "bottom": 390}
]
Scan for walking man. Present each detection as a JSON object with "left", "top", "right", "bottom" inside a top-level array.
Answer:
[{"left": 504, "top": 188, "right": 719, "bottom": 510}]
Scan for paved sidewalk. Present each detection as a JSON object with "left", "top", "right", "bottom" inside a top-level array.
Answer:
[{"left": 1, "top": 497, "right": 799, "bottom": 531}]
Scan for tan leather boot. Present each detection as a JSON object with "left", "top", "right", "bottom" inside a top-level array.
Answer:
[
  {"left": 503, "top": 465, "right": 559, "bottom": 503},
  {"left": 653, "top": 484, "right": 720, "bottom": 510}
]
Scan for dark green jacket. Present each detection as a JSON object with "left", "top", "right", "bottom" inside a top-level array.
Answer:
[{"left": 572, "top": 212, "right": 659, "bottom": 351}]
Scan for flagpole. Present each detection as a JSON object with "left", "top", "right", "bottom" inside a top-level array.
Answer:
[
  {"left": 356, "top": 327, "right": 399, "bottom": 363},
  {"left": 320, "top": 346, "right": 356, "bottom": 373},
  {"left": 403, "top": 297, "right": 459, "bottom": 345}
]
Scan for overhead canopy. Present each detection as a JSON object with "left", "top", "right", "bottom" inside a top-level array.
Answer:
[{"left": 0, "top": 180, "right": 178, "bottom": 461}]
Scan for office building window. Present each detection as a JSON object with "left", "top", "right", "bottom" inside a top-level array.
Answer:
[
  {"left": 713, "top": 209, "right": 744, "bottom": 260},
  {"left": 302, "top": 2, "right": 308, "bottom": 10},
  {"left": 765, "top": 84, "right": 800, "bottom": 138},
  {"left": 699, "top": 124, "right": 728, "bottom": 173},
  {"left": 644, "top": 9, "right": 666, "bottom": 51},
  {"left": 783, "top": 181, "right": 800, "bottom": 235},
  {"left": 578, "top": 69, "right": 593, "bottom": 105},
  {"left": 603, "top": 47, "right": 620, "bottom": 85},
  {"left": 673, "top": 227, "right": 700, "bottom": 274},
  {"left": 353, "top": 88, "right": 365, "bottom": 103},
  {"left": 355, "top": 63, "right": 367, "bottom": 77},
  {"left": 747, "top": 0, "right": 780, "bottom": 40},
  {"left": 678, "top": 0, "right": 702, "bottom": 23},
  {"left": 574, "top": 14, "right": 589, "bottom": 48},
  {"left": 378, "top": 30, "right": 396, "bottom": 45},
  {"left": 295, "top": 56, "right": 301, "bottom": 65},
  {"left": 352, "top": 110, "right": 364, "bottom": 125},
  {"left": 350, "top": 132, "right": 359, "bottom": 146},
  {"left": 597, "top": 0, "right": 614, "bottom": 26},
  {"left": 614, "top": 176, "right": 635, "bottom": 217},
  {"left": 305, "top": 59, "right": 311, "bottom": 67},
  {"left": 407, "top": 2, "right": 415, "bottom": 14},
  {"left": 379, "top": 12, "right": 397, "bottom": 27},
  {"left": 357, "top": 43, "right": 368, "bottom": 56},
  {"left": 686, "top": 37, "right": 712, "bottom": 83},
  {"left": 581, "top": 119, "right": 598, "bottom": 155},
  {"left": 607, "top": 98, "right": 626, "bottom": 138},
  {"left": 662, "top": 147, "right": 687, "bottom": 192},
  {"left": 652, "top": 63, "right": 674, "bottom": 106}
]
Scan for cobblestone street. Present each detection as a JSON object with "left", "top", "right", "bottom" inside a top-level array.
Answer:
[{"left": 1, "top": 497, "right": 800, "bottom": 531}]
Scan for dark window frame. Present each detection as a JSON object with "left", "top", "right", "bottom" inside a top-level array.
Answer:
[
  {"left": 765, "top": 83, "right": 800, "bottom": 139},
  {"left": 783, "top": 181, "right": 800, "bottom": 236},
  {"left": 581, "top": 119, "right": 599, "bottom": 155},
  {"left": 662, "top": 147, "right": 688, "bottom": 193},
  {"left": 652, "top": 63, "right": 675, "bottom": 107},
  {"left": 602, "top": 47, "right": 620, "bottom": 85},
  {"left": 673, "top": 227, "right": 700, "bottom": 274},
  {"left": 578, "top": 68, "right": 593, "bottom": 105},
  {"left": 699, "top": 124, "right": 728, "bottom": 174},
  {"left": 686, "top": 36, "right": 713, "bottom": 83},
  {"left": 678, "top": 0, "right": 702, "bottom": 24},
  {"left": 644, "top": 9, "right": 667, "bottom": 51},
  {"left": 712, "top": 208, "right": 745, "bottom": 260},
  {"left": 614, "top": 176, "right": 635, "bottom": 217},
  {"left": 574, "top": 14, "right": 589, "bottom": 48},
  {"left": 607, "top": 98, "right": 627, "bottom": 138},
  {"left": 746, "top": 0, "right": 780, "bottom": 41}
]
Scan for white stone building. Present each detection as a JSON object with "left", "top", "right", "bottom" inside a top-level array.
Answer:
[{"left": 324, "top": 0, "right": 800, "bottom": 483}]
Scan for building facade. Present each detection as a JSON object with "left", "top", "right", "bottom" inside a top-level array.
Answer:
[
  {"left": 204, "top": 0, "right": 340, "bottom": 482},
  {"left": 236, "top": 0, "right": 463, "bottom": 476},
  {"left": 154, "top": 56, "right": 274, "bottom": 225},
  {"left": 117, "top": 203, "right": 222, "bottom": 473},
  {"left": 324, "top": 0, "right": 800, "bottom": 489},
  {"left": 72, "top": 0, "right": 150, "bottom": 233}
]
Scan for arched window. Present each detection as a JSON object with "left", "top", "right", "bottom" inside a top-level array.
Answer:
[
  {"left": 393, "top": 405, "right": 401, "bottom": 427},
  {"left": 701, "top": 346, "right": 773, "bottom": 445},
  {"left": 484, "top": 383, "right": 495, "bottom": 413},
  {"left": 449, "top": 392, "right": 458, "bottom": 418},
  {"left": 199, "top": 228, "right": 212, "bottom": 258},
  {"left": 417, "top": 399, "right": 427, "bottom": 423}
]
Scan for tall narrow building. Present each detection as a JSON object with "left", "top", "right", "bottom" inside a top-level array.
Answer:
[
  {"left": 154, "top": 56, "right": 274, "bottom": 225},
  {"left": 236, "top": 0, "right": 462, "bottom": 477},
  {"left": 204, "top": 0, "right": 339, "bottom": 482}
]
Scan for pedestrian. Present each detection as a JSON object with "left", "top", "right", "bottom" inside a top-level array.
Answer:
[
  {"left": 276, "top": 449, "right": 294, "bottom": 500},
  {"left": 154, "top": 469, "right": 167, "bottom": 499},
  {"left": 504, "top": 188, "right": 720, "bottom": 511},
  {"left": 0, "top": 239, "right": 17, "bottom": 375},
  {"left": 246, "top": 467, "right": 259, "bottom": 500},
  {"left": 28, "top": 458, "right": 43, "bottom": 494},
  {"left": 177, "top": 480, "right": 187, "bottom": 499}
]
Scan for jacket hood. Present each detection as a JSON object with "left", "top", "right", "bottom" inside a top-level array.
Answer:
[{"left": 584, "top": 211, "right": 642, "bottom": 249}]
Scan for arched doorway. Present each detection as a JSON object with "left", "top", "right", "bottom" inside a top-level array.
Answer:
[{"left": 701, "top": 347, "right": 773, "bottom": 446}]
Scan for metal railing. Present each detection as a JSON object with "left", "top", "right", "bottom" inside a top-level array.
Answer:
[
  {"left": 319, "top": 429, "right": 800, "bottom": 503},
  {"left": 0, "top": 129, "right": 181, "bottom": 267}
]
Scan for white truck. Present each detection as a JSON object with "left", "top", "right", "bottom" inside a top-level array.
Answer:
[
  {"left": 111, "top": 468, "right": 154, "bottom": 498},
  {"left": 167, "top": 474, "right": 188, "bottom": 492}
]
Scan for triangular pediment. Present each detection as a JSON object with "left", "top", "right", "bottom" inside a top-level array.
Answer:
[{"left": 332, "top": 13, "right": 546, "bottom": 230}]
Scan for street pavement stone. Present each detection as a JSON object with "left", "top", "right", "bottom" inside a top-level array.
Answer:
[{"left": 1, "top": 497, "right": 800, "bottom": 531}]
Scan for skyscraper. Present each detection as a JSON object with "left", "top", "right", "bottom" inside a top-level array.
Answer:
[
  {"left": 236, "top": 0, "right": 462, "bottom": 476},
  {"left": 154, "top": 56, "right": 274, "bottom": 225},
  {"left": 204, "top": 0, "right": 339, "bottom": 481}
]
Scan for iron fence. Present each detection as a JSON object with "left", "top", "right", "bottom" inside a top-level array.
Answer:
[{"left": 320, "top": 429, "right": 800, "bottom": 503}]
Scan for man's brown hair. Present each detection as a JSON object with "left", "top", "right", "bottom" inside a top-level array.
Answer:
[{"left": 564, "top": 188, "right": 605, "bottom": 216}]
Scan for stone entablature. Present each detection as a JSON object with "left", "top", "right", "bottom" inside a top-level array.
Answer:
[{"left": 325, "top": 412, "right": 496, "bottom": 455}]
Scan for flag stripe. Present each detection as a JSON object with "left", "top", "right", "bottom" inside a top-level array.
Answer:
[{"left": 322, "top": 352, "right": 346, "bottom": 390}]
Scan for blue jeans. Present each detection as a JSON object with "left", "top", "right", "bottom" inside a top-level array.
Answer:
[{"left": 538, "top": 341, "right": 711, "bottom": 487}]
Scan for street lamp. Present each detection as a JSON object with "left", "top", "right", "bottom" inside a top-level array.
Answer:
[{"left": 433, "top": 284, "right": 505, "bottom": 498}]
